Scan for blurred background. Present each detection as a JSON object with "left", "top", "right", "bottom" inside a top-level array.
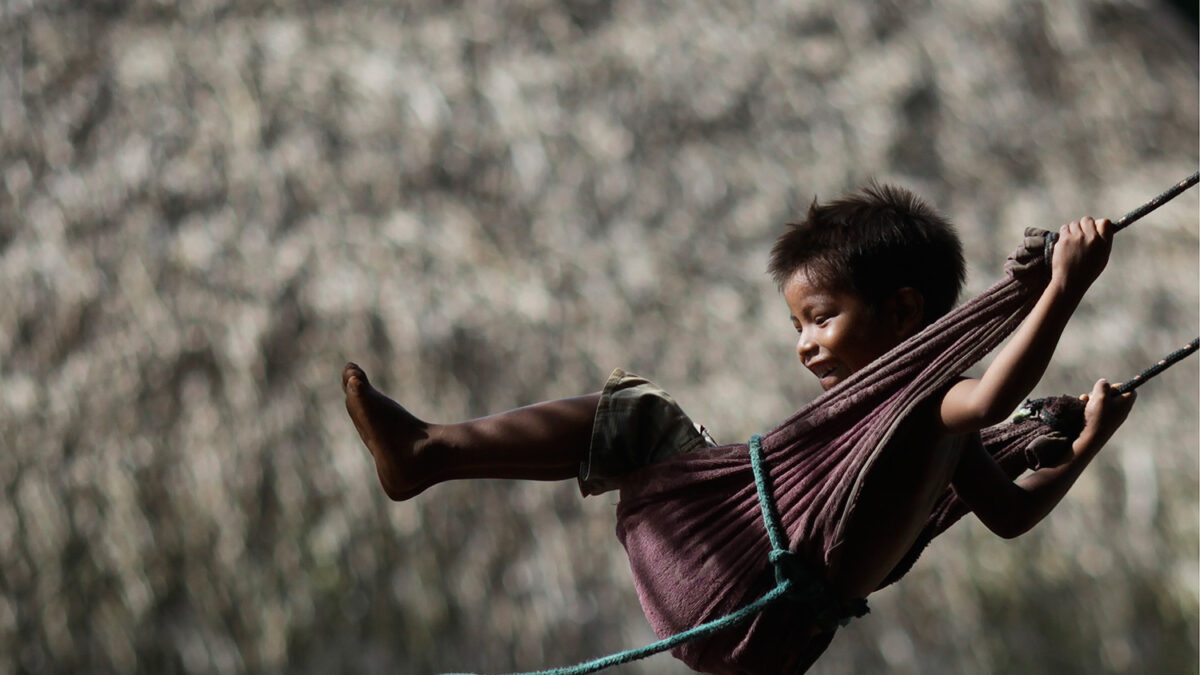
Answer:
[{"left": 1, "top": 1, "right": 1197, "bottom": 673}]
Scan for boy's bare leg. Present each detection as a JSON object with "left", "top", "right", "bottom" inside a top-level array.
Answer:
[{"left": 342, "top": 363, "right": 599, "bottom": 500}]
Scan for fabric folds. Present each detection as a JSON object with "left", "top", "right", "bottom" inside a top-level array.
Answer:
[{"left": 614, "top": 229, "right": 1072, "bottom": 674}]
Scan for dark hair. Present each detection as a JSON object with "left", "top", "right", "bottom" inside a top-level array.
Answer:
[{"left": 767, "top": 182, "right": 966, "bottom": 325}]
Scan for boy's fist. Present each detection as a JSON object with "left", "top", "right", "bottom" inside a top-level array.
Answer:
[
  {"left": 1051, "top": 216, "right": 1113, "bottom": 293},
  {"left": 1078, "top": 378, "right": 1136, "bottom": 451}
]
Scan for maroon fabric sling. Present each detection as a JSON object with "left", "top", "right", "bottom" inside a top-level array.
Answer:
[{"left": 614, "top": 229, "right": 1079, "bottom": 674}]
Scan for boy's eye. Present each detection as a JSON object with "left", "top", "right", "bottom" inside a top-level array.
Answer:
[{"left": 814, "top": 315, "right": 830, "bottom": 326}]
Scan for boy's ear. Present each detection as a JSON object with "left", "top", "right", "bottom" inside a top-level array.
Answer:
[{"left": 888, "top": 287, "right": 925, "bottom": 338}]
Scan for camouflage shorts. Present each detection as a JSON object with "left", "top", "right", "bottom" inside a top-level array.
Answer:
[{"left": 578, "top": 368, "right": 716, "bottom": 496}]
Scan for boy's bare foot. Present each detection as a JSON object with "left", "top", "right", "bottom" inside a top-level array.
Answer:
[{"left": 342, "top": 362, "right": 433, "bottom": 501}]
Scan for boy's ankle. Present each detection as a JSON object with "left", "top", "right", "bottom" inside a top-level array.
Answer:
[{"left": 404, "top": 424, "right": 444, "bottom": 483}]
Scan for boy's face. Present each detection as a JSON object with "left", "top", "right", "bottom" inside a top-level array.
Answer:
[{"left": 783, "top": 268, "right": 906, "bottom": 391}]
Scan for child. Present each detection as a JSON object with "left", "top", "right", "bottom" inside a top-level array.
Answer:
[
  {"left": 763, "top": 184, "right": 1135, "bottom": 602},
  {"left": 341, "top": 183, "right": 1135, "bottom": 670}
]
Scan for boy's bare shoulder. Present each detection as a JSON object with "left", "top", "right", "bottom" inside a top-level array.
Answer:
[{"left": 936, "top": 375, "right": 988, "bottom": 434}]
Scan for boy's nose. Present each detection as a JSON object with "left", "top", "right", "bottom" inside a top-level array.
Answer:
[{"left": 797, "top": 334, "right": 818, "bottom": 362}]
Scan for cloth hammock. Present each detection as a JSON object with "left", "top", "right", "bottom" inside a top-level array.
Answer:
[
  {"left": 450, "top": 172, "right": 1198, "bottom": 675},
  {"left": 614, "top": 227, "right": 1088, "bottom": 673}
]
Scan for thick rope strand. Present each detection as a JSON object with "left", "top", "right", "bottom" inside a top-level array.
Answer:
[
  {"left": 453, "top": 584, "right": 793, "bottom": 675},
  {"left": 1112, "top": 171, "right": 1199, "bottom": 233},
  {"left": 1115, "top": 338, "right": 1199, "bottom": 394},
  {"left": 1045, "top": 170, "right": 1199, "bottom": 259},
  {"left": 750, "top": 434, "right": 790, "bottom": 557}
]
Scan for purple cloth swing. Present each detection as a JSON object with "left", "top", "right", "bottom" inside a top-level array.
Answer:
[{"left": 613, "top": 229, "right": 1082, "bottom": 673}]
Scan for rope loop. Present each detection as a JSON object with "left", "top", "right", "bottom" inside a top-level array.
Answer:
[
  {"left": 768, "top": 549, "right": 800, "bottom": 589},
  {"left": 1043, "top": 230, "right": 1059, "bottom": 270}
]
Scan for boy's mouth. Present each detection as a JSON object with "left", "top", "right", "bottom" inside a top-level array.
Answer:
[{"left": 808, "top": 361, "right": 839, "bottom": 386}]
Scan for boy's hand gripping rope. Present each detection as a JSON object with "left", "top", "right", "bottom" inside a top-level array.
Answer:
[
  {"left": 1014, "top": 338, "right": 1199, "bottom": 434},
  {"left": 1043, "top": 170, "right": 1199, "bottom": 262}
]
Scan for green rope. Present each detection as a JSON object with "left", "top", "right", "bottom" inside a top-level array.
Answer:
[
  {"left": 445, "top": 435, "right": 798, "bottom": 675},
  {"left": 444, "top": 584, "right": 792, "bottom": 675},
  {"left": 750, "top": 434, "right": 790, "bottom": 558}
]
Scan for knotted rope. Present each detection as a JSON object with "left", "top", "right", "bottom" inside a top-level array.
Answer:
[
  {"left": 751, "top": 434, "right": 869, "bottom": 630},
  {"left": 445, "top": 435, "right": 858, "bottom": 675}
]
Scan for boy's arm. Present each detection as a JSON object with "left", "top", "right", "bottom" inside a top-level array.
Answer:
[
  {"left": 939, "top": 217, "right": 1113, "bottom": 433},
  {"left": 951, "top": 379, "right": 1136, "bottom": 539}
]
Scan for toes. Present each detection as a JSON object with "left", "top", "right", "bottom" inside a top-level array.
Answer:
[{"left": 342, "top": 362, "right": 370, "bottom": 393}]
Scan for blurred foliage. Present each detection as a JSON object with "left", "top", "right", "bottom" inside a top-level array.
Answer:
[{"left": 0, "top": 0, "right": 1197, "bottom": 673}]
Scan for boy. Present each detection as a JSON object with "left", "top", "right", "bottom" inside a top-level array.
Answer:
[
  {"left": 341, "top": 183, "right": 1135, "bottom": 665},
  {"left": 764, "top": 184, "right": 1134, "bottom": 601}
]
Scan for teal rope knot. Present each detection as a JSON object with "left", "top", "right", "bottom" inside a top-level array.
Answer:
[
  {"left": 462, "top": 437, "right": 867, "bottom": 674},
  {"left": 768, "top": 548, "right": 801, "bottom": 588},
  {"left": 767, "top": 544, "right": 868, "bottom": 629},
  {"left": 749, "top": 435, "right": 869, "bottom": 631}
]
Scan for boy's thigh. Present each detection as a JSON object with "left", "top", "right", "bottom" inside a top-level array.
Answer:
[{"left": 579, "top": 368, "right": 710, "bottom": 496}]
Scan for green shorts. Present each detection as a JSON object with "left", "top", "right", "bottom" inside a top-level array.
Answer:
[{"left": 579, "top": 368, "right": 715, "bottom": 496}]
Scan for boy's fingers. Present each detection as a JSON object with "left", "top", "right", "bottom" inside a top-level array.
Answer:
[
  {"left": 1080, "top": 216, "right": 1100, "bottom": 240},
  {"left": 1096, "top": 217, "right": 1113, "bottom": 239}
]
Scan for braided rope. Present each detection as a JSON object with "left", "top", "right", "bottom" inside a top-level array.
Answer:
[
  {"left": 1113, "top": 171, "right": 1200, "bottom": 233},
  {"left": 750, "top": 434, "right": 790, "bottom": 561},
  {"left": 1115, "top": 338, "right": 1199, "bottom": 395},
  {"left": 453, "top": 584, "right": 793, "bottom": 675},
  {"left": 1044, "top": 170, "right": 1199, "bottom": 261}
]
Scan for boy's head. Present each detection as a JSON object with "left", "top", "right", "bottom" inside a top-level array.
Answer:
[{"left": 768, "top": 183, "right": 966, "bottom": 389}]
